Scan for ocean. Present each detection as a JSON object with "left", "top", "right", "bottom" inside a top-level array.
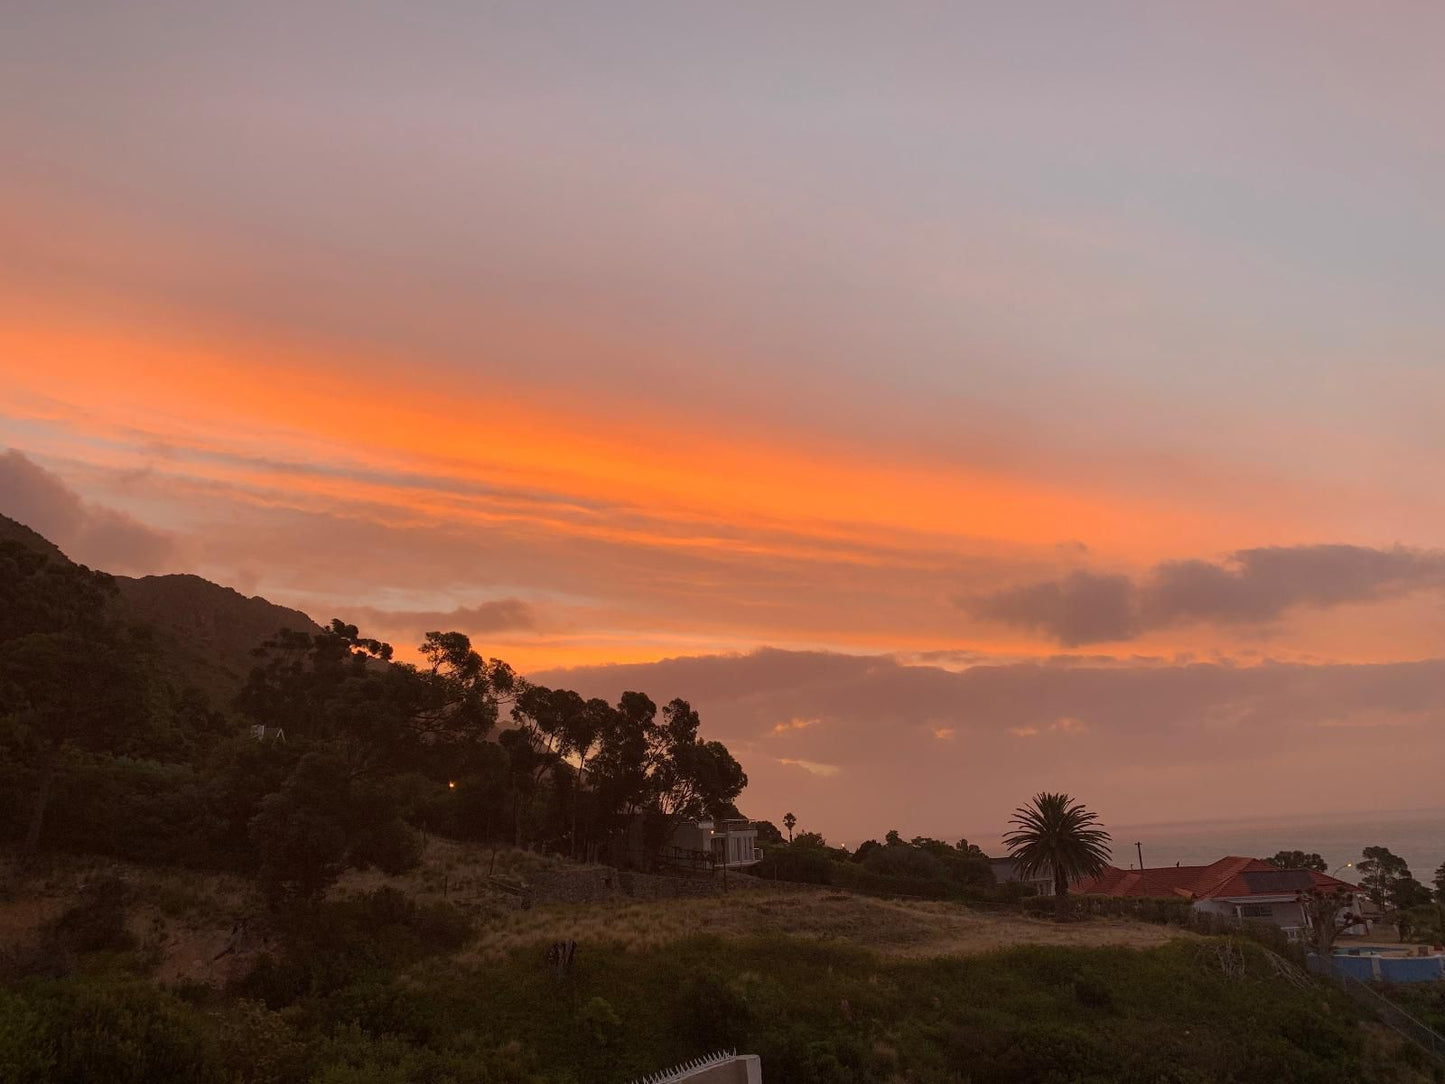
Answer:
[{"left": 978, "top": 806, "right": 1445, "bottom": 883}]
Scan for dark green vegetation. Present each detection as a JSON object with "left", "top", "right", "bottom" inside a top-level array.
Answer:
[
  {"left": 1, "top": 916, "right": 1431, "bottom": 1084},
  {"left": 754, "top": 831, "right": 1003, "bottom": 901},
  {"left": 1385, "top": 984, "right": 1445, "bottom": 1043},
  {"left": 1270, "top": 851, "right": 1328, "bottom": 873},
  {"left": 0, "top": 519, "right": 747, "bottom": 913},
  {"left": 1360, "top": 847, "right": 1436, "bottom": 914}
]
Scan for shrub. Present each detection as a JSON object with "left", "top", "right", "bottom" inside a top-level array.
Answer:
[
  {"left": 46, "top": 876, "right": 135, "bottom": 954},
  {"left": 579, "top": 996, "right": 623, "bottom": 1046},
  {"left": 752, "top": 844, "right": 835, "bottom": 885},
  {"left": 833, "top": 862, "right": 949, "bottom": 899},
  {"left": 1071, "top": 895, "right": 1194, "bottom": 925},
  {"left": 0, "top": 988, "right": 54, "bottom": 1084},
  {"left": 861, "top": 844, "right": 943, "bottom": 882},
  {"left": 7, "top": 979, "right": 219, "bottom": 1084},
  {"left": 234, "top": 889, "right": 472, "bottom": 1008},
  {"left": 676, "top": 972, "right": 755, "bottom": 1051},
  {"left": 348, "top": 817, "right": 423, "bottom": 877},
  {"left": 1071, "top": 969, "right": 1114, "bottom": 1011}
]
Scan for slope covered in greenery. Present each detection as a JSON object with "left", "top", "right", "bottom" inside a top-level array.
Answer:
[
  {"left": 115, "top": 573, "right": 324, "bottom": 705},
  {"left": 0, "top": 513, "right": 323, "bottom": 704},
  {"left": 0, "top": 883, "right": 1432, "bottom": 1084}
]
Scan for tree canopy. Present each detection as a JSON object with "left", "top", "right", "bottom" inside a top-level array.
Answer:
[
  {"left": 0, "top": 556, "right": 754, "bottom": 904},
  {"left": 1267, "top": 850, "right": 1327, "bottom": 873},
  {"left": 1356, "top": 845, "right": 1422, "bottom": 909}
]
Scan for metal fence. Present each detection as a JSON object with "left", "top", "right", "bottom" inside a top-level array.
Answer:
[{"left": 1311, "top": 957, "right": 1445, "bottom": 1064}]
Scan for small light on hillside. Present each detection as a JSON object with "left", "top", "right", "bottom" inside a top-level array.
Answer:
[{"left": 448, "top": 781, "right": 456, "bottom": 790}]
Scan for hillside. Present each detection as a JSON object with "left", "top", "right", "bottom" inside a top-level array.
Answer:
[
  {"left": 0, "top": 845, "right": 1433, "bottom": 1084},
  {"left": 114, "top": 573, "right": 323, "bottom": 703},
  {"left": 0, "top": 512, "right": 67, "bottom": 562},
  {"left": 0, "top": 512, "right": 322, "bottom": 703}
]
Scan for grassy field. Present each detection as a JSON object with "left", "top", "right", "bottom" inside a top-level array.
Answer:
[
  {"left": 1, "top": 844, "right": 1438, "bottom": 1083},
  {"left": 466, "top": 889, "right": 1190, "bottom": 961}
]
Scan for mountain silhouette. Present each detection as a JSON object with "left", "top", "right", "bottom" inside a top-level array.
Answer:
[{"left": 0, "top": 512, "right": 323, "bottom": 703}]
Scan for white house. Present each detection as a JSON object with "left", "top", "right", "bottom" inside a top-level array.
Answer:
[
  {"left": 673, "top": 817, "right": 763, "bottom": 870},
  {"left": 987, "top": 856, "right": 1057, "bottom": 897},
  {"left": 624, "top": 815, "right": 763, "bottom": 872}
]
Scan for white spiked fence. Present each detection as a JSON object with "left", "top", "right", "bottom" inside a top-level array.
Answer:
[{"left": 629, "top": 1049, "right": 760, "bottom": 1083}]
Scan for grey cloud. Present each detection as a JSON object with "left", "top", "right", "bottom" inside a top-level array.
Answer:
[
  {"left": 1145, "top": 546, "right": 1445, "bottom": 624},
  {"left": 348, "top": 599, "right": 539, "bottom": 636},
  {"left": 969, "top": 570, "right": 1136, "bottom": 646},
  {"left": 0, "top": 449, "right": 176, "bottom": 573},
  {"left": 964, "top": 545, "right": 1445, "bottom": 645},
  {"left": 535, "top": 648, "right": 1445, "bottom": 842}
]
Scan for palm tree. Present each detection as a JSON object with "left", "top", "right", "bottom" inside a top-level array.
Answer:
[
  {"left": 783, "top": 811, "right": 796, "bottom": 843},
  {"left": 1004, "top": 792, "right": 1112, "bottom": 906}
]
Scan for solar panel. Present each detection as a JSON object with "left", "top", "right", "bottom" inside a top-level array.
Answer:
[{"left": 1240, "top": 869, "right": 1313, "bottom": 893}]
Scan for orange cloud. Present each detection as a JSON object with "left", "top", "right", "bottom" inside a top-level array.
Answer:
[
  {"left": 0, "top": 306, "right": 1266, "bottom": 564},
  {"left": 772, "top": 717, "right": 823, "bottom": 735},
  {"left": 5, "top": 303, "right": 1443, "bottom": 672},
  {"left": 778, "top": 758, "right": 841, "bottom": 778}
]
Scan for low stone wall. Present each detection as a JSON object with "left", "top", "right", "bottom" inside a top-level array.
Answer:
[{"left": 527, "top": 866, "right": 623, "bottom": 905}]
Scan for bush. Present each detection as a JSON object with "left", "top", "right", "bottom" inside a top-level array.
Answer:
[
  {"left": 861, "top": 844, "right": 943, "bottom": 882},
  {"left": 833, "top": 862, "right": 949, "bottom": 899},
  {"left": 235, "top": 888, "right": 472, "bottom": 1008},
  {"left": 580, "top": 996, "right": 623, "bottom": 1046},
  {"left": 347, "top": 817, "right": 423, "bottom": 877},
  {"left": 676, "top": 972, "right": 755, "bottom": 1050},
  {"left": 0, "top": 988, "right": 53, "bottom": 1083},
  {"left": 752, "top": 844, "right": 836, "bottom": 885},
  {"left": 4, "top": 979, "right": 220, "bottom": 1084},
  {"left": 46, "top": 876, "right": 135, "bottom": 954},
  {"left": 1072, "top": 895, "right": 1194, "bottom": 925},
  {"left": 33, "top": 756, "right": 222, "bottom": 867}
]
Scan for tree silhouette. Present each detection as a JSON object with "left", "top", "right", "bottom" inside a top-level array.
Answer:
[
  {"left": 0, "top": 543, "right": 155, "bottom": 858},
  {"left": 1004, "top": 792, "right": 1112, "bottom": 909},
  {"left": 1268, "top": 850, "right": 1327, "bottom": 873},
  {"left": 1297, "top": 885, "right": 1363, "bottom": 960},
  {"left": 1357, "top": 846, "right": 1411, "bottom": 908},
  {"left": 783, "top": 812, "right": 796, "bottom": 843},
  {"left": 645, "top": 698, "right": 747, "bottom": 859}
]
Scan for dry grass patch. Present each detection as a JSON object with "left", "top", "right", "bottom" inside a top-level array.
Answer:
[
  {"left": 465, "top": 887, "right": 1195, "bottom": 961},
  {"left": 334, "top": 838, "right": 566, "bottom": 907}
]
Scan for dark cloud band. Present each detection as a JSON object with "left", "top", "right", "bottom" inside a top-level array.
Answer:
[
  {"left": 0, "top": 449, "right": 176, "bottom": 573},
  {"left": 964, "top": 545, "right": 1445, "bottom": 645}
]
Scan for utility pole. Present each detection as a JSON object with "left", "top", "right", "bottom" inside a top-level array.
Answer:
[{"left": 1136, "top": 841, "right": 1144, "bottom": 870}]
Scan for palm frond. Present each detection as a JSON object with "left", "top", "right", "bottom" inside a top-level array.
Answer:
[{"left": 1003, "top": 791, "right": 1113, "bottom": 890}]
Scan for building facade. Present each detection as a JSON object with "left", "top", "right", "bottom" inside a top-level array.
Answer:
[{"left": 1075, "top": 856, "right": 1368, "bottom": 940}]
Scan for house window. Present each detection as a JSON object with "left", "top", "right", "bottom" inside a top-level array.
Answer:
[{"left": 1239, "top": 904, "right": 1273, "bottom": 918}]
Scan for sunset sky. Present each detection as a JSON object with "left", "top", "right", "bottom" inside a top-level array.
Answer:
[{"left": 3, "top": 3, "right": 1444, "bottom": 843}]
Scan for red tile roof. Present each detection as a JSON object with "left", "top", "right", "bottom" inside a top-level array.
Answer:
[{"left": 1074, "top": 857, "right": 1359, "bottom": 900}]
